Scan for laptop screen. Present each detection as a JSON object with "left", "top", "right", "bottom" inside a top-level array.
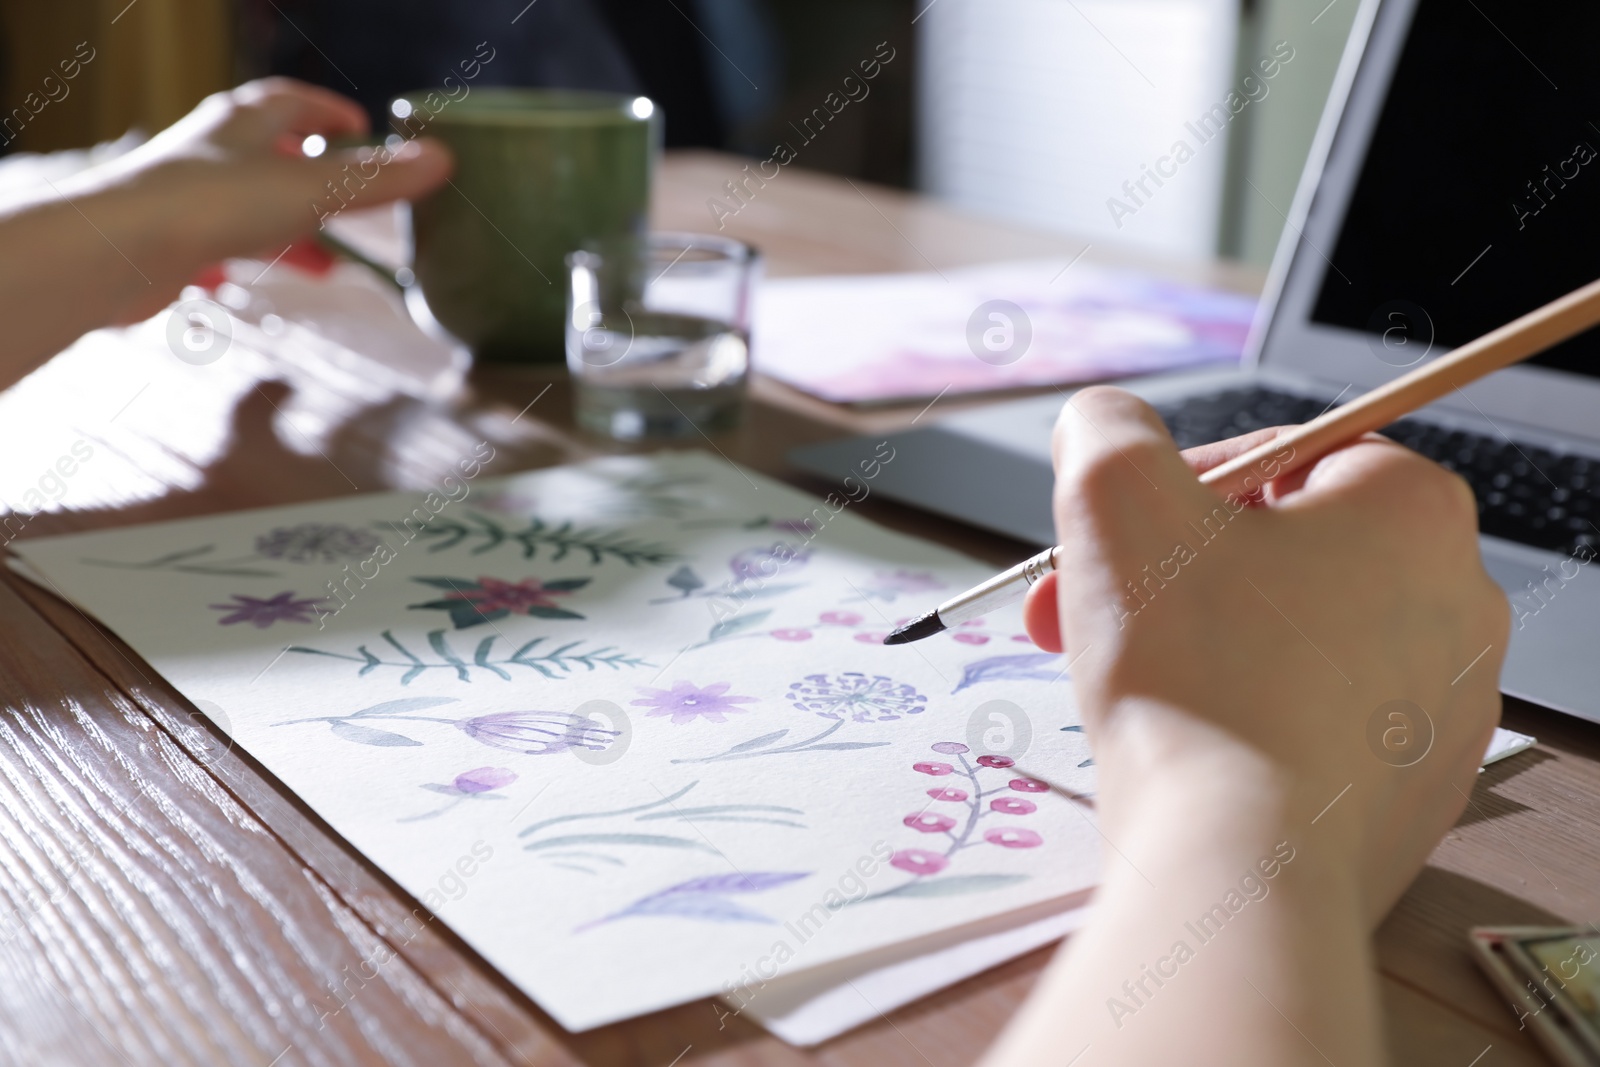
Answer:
[{"left": 1308, "top": 0, "right": 1600, "bottom": 379}]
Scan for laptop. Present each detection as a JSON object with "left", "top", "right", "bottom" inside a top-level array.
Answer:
[{"left": 791, "top": 0, "right": 1600, "bottom": 722}]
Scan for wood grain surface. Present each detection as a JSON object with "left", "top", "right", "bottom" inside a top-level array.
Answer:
[{"left": 0, "top": 151, "right": 1582, "bottom": 1065}]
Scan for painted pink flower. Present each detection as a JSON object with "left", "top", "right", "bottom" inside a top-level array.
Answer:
[
  {"left": 913, "top": 761, "right": 954, "bottom": 776},
  {"left": 446, "top": 577, "right": 575, "bottom": 614},
  {"left": 631, "top": 681, "right": 758, "bottom": 724},
  {"left": 1011, "top": 634, "right": 1034, "bottom": 642},
  {"left": 820, "top": 610, "right": 863, "bottom": 626},
  {"left": 853, "top": 632, "right": 888, "bottom": 644},
  {"left": 771, "top": 628, "right": 813, "bottom": 641},
  {"left": 411, "top": 575, "right": 589, "bottom": 628},
  {"left": 927, "top": 787, "right": 968, "bottom": 802},
  {"left": 931, "top": 741, "right": 969, "bottom": 754},
  {"left": 957, "top": 619, "right": 985, "bottom": 629},
  {"left": 953, "top": 633, "right": 990, "bottom": 646},
  {"left": 991, "top": 797, "right": 1036, "bottom": 815},
  {"left": 985, "top": 827, "right": 1043, "bottom": 849},
  {"left": 977, "top": 754, "right": 1015, "bottom": 768},
  {"left": 210, "top": 591, "right": 326, "bottom": 628},
  {"left": 904, "top": 812, "right": 957, "bottom": 833},
  {"left": 454, "top": 767, "right": 517, "bottom": 794},
  {"left": 890, "top": 849, "right": 949, "bottom": 876},
  {"left": 1009, "top": 777, "right": 1050, "bottom": 793}
]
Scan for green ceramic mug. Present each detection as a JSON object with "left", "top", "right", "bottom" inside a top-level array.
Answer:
[{"left": 395, "top": 88, "right": 659, "bottom": 364}]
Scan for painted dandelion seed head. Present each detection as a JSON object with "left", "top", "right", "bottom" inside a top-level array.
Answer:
[
  {"left": 457, "top": 712, "right": 618, "bottom": 755},
  {"left": 255, "top": 523, "right": 382, "bottom": 564},
  {"left": 787, "top": 672, "right": 927, "bottom": 723}
]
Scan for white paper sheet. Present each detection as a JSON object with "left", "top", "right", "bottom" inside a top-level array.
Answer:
[
  {"left": 738, "top": 891, "right": 1093, "bottom": 1046},
  {"left": 9, "top": 451, "right": 1102, "bottom": 1033}
]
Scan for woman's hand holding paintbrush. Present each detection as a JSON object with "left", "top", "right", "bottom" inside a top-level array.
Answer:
[{"left": 980, "top": 382, "right": 1509, "bottom": 1067}]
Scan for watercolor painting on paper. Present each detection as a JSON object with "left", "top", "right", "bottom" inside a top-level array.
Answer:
[{"left": 7, "top": 451, "right": 1100, "bottom": 1032}]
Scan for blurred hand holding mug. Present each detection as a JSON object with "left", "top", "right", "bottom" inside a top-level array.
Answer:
[
  {"left": 566, "top": 232, "right": 760, "bottom": 441},
  {"left": 400, "top": 89, "right": 659, "bottom": 364}
]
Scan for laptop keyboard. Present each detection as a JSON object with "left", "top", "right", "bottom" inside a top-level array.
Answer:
[{"left": 1153, "top": 386, "right": 1600, "bottom": 556}]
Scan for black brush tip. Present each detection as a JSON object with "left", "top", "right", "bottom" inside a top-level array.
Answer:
[{"left": 884, "top": 611, "right": 946, "bottom": 645}]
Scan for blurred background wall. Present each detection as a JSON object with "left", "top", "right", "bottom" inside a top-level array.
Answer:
[
  {"left": 0, "top": 0, "right": 1361, "bottom": 267},
  {"left": 0, "top": 0, "right": 232, "bottom": 152}
]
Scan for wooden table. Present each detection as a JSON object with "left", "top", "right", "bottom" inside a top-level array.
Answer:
[{"left": 0, "top": 150, "right": 1587, "bottom": 1066}]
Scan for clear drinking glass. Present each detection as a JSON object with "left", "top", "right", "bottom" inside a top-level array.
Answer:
[{"left": 565, "top": 232, "right": 759, "bottom": 441}]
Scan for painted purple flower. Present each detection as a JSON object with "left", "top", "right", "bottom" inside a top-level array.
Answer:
[
  {"left": 991, "top": 797, "right": 1036, "bottom": 815},
  {"left": 953, "top": 633, "right": 990, "bottom": 646},
  {"left": 632, "top": 681, "right": 758, "bottom": 725},
  {"left": 904, "top": 812, "right": 957, "bottom": 834},
  {"left": 454, "top": 767, "right": 518, "bottom": 794},
  {"left": 854, "top": 632, "right": 888, "bottom": 644},
  {"left": 457, "top": 711, "right": 617, "bottom": 754},
  {"left": 255, "top": 523, "right": 382, "bottom": 563},
  {"left": 931, "top": 741, "right": 969, "bottom": 754},
  {"left": 1009, "top": 777, "right": 1050, "bottom": 793},
  {"left": 401, "top": 766, "right": 520, "bottom": 822},
  {"left": 913, "top": 761, "right": 954, "bottom": 776},
  {"left": 820, "top": 610, "right": 864, "bottom": 627},
  {"left": 927, "top": 787, "right": 968, "bottom": 802},
  {"left": 985, "top": 827, "right": 1043, "bottom": 849},
  {"left": 209, "top": 591, "right": 327, "bottom": 628},
  {"left": 977, "top": 754, "right": 1015, "bottom": 768},
  {"left": 729, "top": 543, "right": 811, "bottom": 583},
  {"left": 787, "top": 672, "right": 927, "bottom": 723},
  {"left": 770, "top": 628, "right": 813, "bottom": 642},
  {"left": 889, "top": 849, "right": 949, "bottom": 876}
]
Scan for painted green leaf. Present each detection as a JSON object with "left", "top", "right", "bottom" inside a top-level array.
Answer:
[
  {"left": 525, "top": 606, "right": 585, "bottom": 620},
  {"left": 524, "top": 833, "right": 716, "bottom": 854},
  {"left": 330, "top": 720, "right": 423, "bottom": 747},
  {"left": 725, "top": 730, "right": 789, "bottom": 753},
  {"left": 450, "top": 605, "right": 507, "bottom": 629},
  {"left": 804, "top": 742, "right": 890, "bottom": 751},
  {"left": 542, "top": 578, "right": 593, "bottom": 592},
  {"left": 349, "top": 697, "right": 459, "bottom": 718},
  {"left": 708, "top": 609, "right": 771, "bottom": 642}
]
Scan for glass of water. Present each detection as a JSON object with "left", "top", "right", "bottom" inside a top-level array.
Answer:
[{"left": 565, "top": 232, "right": 759, "bottom": 441}]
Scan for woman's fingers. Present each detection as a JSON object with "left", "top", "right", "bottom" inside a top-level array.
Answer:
[
  {"left": 238, "top": 77, "right": 371, "bottom": 139},
  {"left": 318, "top": 138, "right": 454, "bottom": 209},
  {"left": 1022, "top": 572, "right": 1064, "bottom": 652},
  {"left": 1178, "top": 425, "right": 1289, "bottom": 477}
]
